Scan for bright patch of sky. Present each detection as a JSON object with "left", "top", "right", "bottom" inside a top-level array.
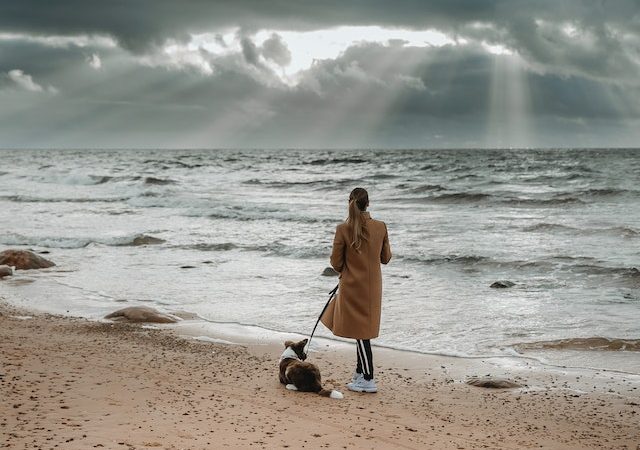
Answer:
[{"left": 190, "top": 26, "right": 457, "bottom": 75}]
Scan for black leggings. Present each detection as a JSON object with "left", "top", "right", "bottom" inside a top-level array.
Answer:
[{"left": 356, "top": 339, "right": 374, "bottom": 380}]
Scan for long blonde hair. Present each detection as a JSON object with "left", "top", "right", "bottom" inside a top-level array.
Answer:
[{"left": 346, "top": 187, "right": 369, "bottom": 251}]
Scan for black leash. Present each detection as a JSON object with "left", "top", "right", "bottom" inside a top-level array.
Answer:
[{"left": 305, "top": 283, "right": 339, "bottom": 357}]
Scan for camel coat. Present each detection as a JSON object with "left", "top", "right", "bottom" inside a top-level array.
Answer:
[{"left": 321, "top": 212, "right": 392, "bottom": 339}]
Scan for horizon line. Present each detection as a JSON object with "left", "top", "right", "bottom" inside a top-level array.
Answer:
[{"left": 1, "top": 146, "right": 639, "bottom": 152}]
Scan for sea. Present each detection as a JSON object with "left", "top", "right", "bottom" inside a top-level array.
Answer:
[{"left": 1, "top": 148, "right": 639, "bottom": 373}]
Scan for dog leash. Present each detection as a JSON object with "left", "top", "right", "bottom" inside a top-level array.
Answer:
[{"left": 305, "top": 283, "right": 339, "bottom": 356}]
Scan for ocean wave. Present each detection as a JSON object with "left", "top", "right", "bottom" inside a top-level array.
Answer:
[
  {"left": 390, "top": 192, "right": 491, "bottom": 204},
  {"left": 502, "top": 197, "right": 585, "bottom": 206},
  {"left": 372, "top": 173, "right": 400, "bottom": 179},
  {"left": 396, "top": 184, "right": 446, "bottom": 193},
  {"left": 180, "top": 242, "right": 239, "bottom": 251},
  {"left": 433, "top": 192, "right": 490, "bottom": 202},
  {"left": 400, "top": 254, "right": 638, "bottom": 278},
  {"left": 305, "top": 157, "right": 367, "bottom": 165},
  {"left": 139, "top": 156, "right": 204, "bottom": 169},
  {"left": 34, "top": 173, "right": 115, "bottom": 185},
  {"left": 608, "top": 226, "right": 640, "bottom": 237},
  {"left": 576, "top": 188, "right": 632, "bottom": 197},
  {"left": 259, "top": 243, "right": 327, "bottom": 259},
  {"left": 0, "top": 194, "right": 130, "bottom": 203},
  {"left": 242, "top": 177, "right": 364, "bottom": 190},
  {"left": 568, "top": 265, "right": 639, "bottom": 277},
  {"left": 514, "top": 337, "right": 640, "bottom": 352},
  {"left": 523, "top": 223, "right": 639, "bottom": 237},
  {"left": 391, "top": 191, "right": 584, "bottom": 205},
  {"left": 201, "top": 206, "right": 336, "bottom": 225},
  {"left": 522, "top": 223, "right": 578, "bottom": 233},
  {"left": 174, "top": 241, "right": 325, "bottom": 258},
  {"left": 242, "top": 179, "right": 325, "bottom": 188},
  {"left": 144, "top": 176, "right": 177, "bottom": 185},
  {"left": 402, "top": 254, "right": 492, "bottom": 266},
  {"left": 0, "top": 233, "right": 165, "bottom": 249},
  {"left": 29, "top": 173, "right": 178, "bottom": 186}
]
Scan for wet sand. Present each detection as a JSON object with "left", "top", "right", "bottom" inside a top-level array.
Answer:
[{"left": 1, "top": 300, "right": 639, "bottom": 449}]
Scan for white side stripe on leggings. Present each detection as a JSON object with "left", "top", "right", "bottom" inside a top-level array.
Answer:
[{"left": 357, "top": 339, "right": 371, "bottom": 376}]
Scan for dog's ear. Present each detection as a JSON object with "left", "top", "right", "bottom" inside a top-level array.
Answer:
[{"left": 284, "top": 340, "right": 294, "bottom": 348}]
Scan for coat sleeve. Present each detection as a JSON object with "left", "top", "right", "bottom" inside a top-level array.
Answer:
[
  {"left": 330, "top": 226, "right": 346, "bottom": 272},
  {"left": 380, "top": 224, "right": 392, "bottom": 264}
]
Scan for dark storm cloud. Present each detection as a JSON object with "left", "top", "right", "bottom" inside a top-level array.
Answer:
[
  {"left": 0, "top": 39, "right": 103, "bottom": 78},
  {"left": 1, "top": 0, "right": 638, "bottom": 87},
  {"left": 261, "top": 34, "right": 292, "bottom": 67},
  {"left": 1, "top": 1, "right": 639, "bottom": 148},
  {"left": 239, "top": 36, "right": 261, "bottom": 66}
]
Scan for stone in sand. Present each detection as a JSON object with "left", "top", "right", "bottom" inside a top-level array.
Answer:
[
  {"left": 466, "top": 376, "right": 522, "bottom": 389},
  {"left": 490, "top": 280, "right": 515, "bottom": 288},
  {"left": 0, "top": 250, "right": 55, "bottom": 270},
  {"left": 105, "top": 306, "right": 177, "bottom": 323},
  {"left": 321, "top": 267, "right": 339, "bottom": 277},
  {"left": 0, "top": 265, "right": 13, "bottom": 278}
]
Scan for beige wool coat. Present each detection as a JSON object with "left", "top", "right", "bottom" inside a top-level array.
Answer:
[{"left": 321, "top": 212, "right": 392, "bottom": 340}]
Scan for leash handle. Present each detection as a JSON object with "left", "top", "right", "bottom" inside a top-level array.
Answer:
[{"left": 305, "top": 283, "right": 339, "bottom": 356}]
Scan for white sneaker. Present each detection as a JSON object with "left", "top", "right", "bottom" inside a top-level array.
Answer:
[
  {"left": 347, "top": 372, "right": 364, "bottom": 386},
  {"left": 347, "top": 377, "right": 377, "bottom": 393}
]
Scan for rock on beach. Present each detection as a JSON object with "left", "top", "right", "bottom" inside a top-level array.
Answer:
[
  {"left": 0, "top": 250, "right": 55, "bottom": 270},
  {"left": 466, "top": 376, "right": 522, "bottom": 389},
  {"left": 0, "top": 265, "right": 13, "bottom": 278},
  {"left": 104, "top": 306, "right": 178, "bottom": 324}
]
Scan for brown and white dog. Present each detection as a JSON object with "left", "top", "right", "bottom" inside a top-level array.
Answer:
[{"left": 279, "top": 339, "right": 343, "bottom": 399}]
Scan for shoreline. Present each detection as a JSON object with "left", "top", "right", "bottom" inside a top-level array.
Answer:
[
  {"left": 171, "top": 313, "right": 640, "bottom": 379},
  {"left": 4, "top": 271, "right": 639, "bottom": 377},
  {"left": 2, "top": 298, "right": 640, "bottom": 449}
]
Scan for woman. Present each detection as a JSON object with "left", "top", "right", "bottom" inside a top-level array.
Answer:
[{"left": 321, "top": 187, "right": 392, "bottom": 393}]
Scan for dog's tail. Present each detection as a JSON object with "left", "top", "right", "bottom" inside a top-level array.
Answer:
[{"left": 318, "top": 388, "right": 344, "bottom": 399}]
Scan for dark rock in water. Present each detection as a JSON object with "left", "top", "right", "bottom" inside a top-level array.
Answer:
[
  {"left": 0, "top": 250, "right": 55, "bottom": 270},
  {"left": 130, "top": 235, "right": 165, "bottom": 246},
  {"left": 39, "top": 250, "right": 50, "bottom": 254},
  {"left": 466, "top": 377, "right": 522, "bottom": 389},
  {"left": 322, "top": 267, "right": 339, "bottom": 277},
  {"left": 202, "top": 260, "right": 213, "bottom": 264},
  {"left": 490, "top": 280, "right": 515, "bottom": 288},
  {"left": 0, "top": 265, "right": 13, "bottom": 278},
  {"left": 104, "top": 306, "right": 178, "bottom": 323},
  {"left": 180, "top": 265, "right": 196, "bottom": 269}
]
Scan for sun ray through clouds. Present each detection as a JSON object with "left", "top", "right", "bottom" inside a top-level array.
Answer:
[{"left": 486, "top": 51, "right": 533, "bottom": 149}]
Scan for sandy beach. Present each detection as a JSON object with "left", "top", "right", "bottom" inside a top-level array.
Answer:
[{"left": 1, "top": 299, "right": 639, "bottom": 449}]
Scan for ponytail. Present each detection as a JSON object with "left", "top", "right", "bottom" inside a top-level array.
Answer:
[{"left": 346, "top": 188, "right": 369, "bottom": 251}]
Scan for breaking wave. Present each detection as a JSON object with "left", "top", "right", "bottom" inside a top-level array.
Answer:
[
  {"left": 144, "top": 177, "right": 177, "bottom": 185},
  {"left": 305, "top": 157, "right": 368, "bottom": 165},
  {"left": 514, "top": 337, "right": 640, "bottom": 352},
  {"left": 523, "top": 223, "right": 639, "bottom": 237},
  {"left": 0, "top": 194, "right": 130, "bottom": 203},
  {"left": 0, "top": 233, "right": 165, "bottom": 249},
  {"left": 502, "top": 197, "right": 585, "bottom": 206}
]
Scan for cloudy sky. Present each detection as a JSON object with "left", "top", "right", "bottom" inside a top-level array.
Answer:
[{"left": 1, "top": 1, "right": 639, "bottom": 149}]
